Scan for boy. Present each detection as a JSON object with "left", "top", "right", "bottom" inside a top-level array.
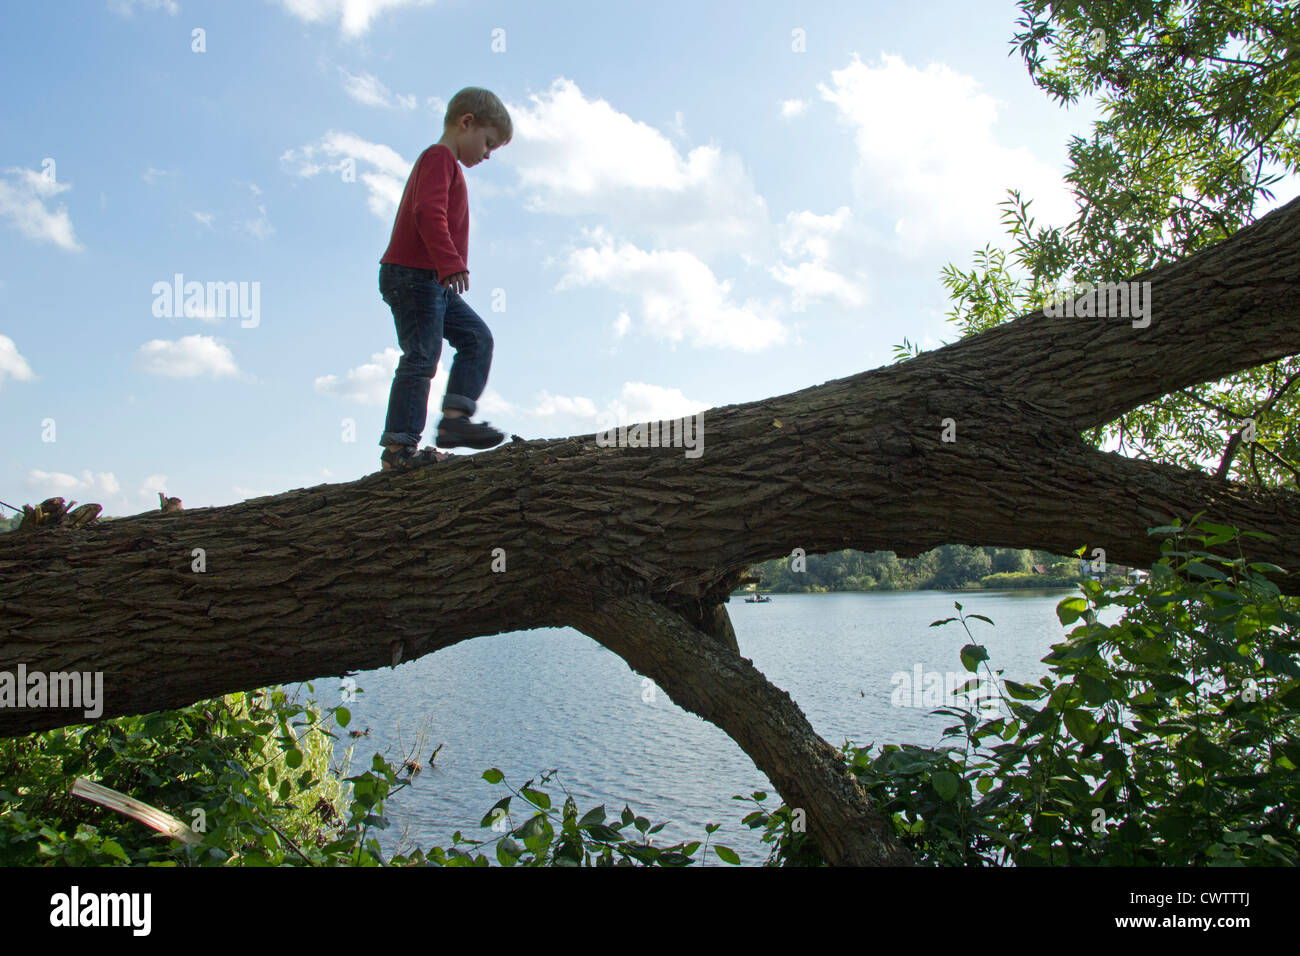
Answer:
[{"left": 377, "top": 86, "right": 512, "bottom": 471}]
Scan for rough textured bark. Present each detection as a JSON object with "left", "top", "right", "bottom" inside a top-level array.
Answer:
[{"left": 4, "top": 195, "right": 1300, "bottom": 865}]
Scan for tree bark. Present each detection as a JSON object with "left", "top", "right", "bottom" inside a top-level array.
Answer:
[{"left": 4, "top": 195, "right": 1300, "bottom": 865}]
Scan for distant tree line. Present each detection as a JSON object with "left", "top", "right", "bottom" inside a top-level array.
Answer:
[{"left": 745, "top": 545, "right": 1121, "bottom": 592}]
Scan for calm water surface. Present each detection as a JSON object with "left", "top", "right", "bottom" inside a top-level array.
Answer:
[{"left": 301, "top": 588, "right": 1124, "bottom": 863}]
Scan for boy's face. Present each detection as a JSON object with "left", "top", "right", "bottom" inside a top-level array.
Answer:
[{"left": 453, "top": 115, "right": 507, "bottom": 168}]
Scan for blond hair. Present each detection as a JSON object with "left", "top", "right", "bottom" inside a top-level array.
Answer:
[{"left": 444, "top": 87, "right": 512, "bottom": 142}]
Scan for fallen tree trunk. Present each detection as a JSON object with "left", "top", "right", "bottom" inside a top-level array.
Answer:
[{"left": 3, "top": 195, "right": 1300, "bottom": 865}]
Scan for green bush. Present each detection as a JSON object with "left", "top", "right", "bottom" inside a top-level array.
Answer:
[
  {"left": 0, "top": 687, "right": 371, "bottom": 865},
  {"left": 746, "top": 514, "right": 1300, "bottom": 865}
]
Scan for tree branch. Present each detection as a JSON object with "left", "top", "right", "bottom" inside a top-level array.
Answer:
[{"left": 564, "top": 590, "right": 912, "bottom": 866}]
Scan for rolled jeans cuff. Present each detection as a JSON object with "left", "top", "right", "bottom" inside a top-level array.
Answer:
[{"left": 442, "top": 393, "right": 476, "bottom": 416}]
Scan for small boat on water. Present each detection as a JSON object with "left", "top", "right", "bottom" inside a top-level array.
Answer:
[{"left": 744, "top": 592, "right": 772, "bottom": 603}]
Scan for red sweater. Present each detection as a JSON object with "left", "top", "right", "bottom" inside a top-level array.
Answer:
[{"left": 380, "top": 144, "right": 468, "bottom": 279}]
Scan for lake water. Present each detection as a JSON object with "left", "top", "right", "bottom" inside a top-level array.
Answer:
[{"left": 301, "top": 588, "right": 1125, "bottom": 864}]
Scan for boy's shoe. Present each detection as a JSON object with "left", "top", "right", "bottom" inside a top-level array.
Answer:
[
  {"left": 381, "top": 444, "right": 454, "bottom": 472},
  {"left": 436, "top": 417, "right": 505, "bottom": 449}
]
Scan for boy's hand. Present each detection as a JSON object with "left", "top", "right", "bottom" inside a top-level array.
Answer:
[{"left": 441, "top": 271, "right": 469, "bottom": 294}]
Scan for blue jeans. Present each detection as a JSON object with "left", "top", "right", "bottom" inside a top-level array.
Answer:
[{"left": 377, "top": 262, "right": 494, "bottom": 447}]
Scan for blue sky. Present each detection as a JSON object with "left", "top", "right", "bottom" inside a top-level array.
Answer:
[{"left": 2, "top": 0, "right": 1293, "bottom": 517}]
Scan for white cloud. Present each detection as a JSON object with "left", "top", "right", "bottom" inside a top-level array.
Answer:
[
  {"left": 521, "top": 382, "right": 708, "bottom": 433},
  {"left": 554, "top": 229, "right": 787, "bottom": 351},
  {"left": 817, "top": 52, "right": 1074, "bottom": 254},
  {"left": 315, "top": 347, "right": 403, "bottom": 404},
  {"left": 28, "top": 469, "right": 121, "bottom": 496},
  {"left": 769, "top": 206, "right": 870, "bottom": 311},
  {"left": 242, "top": 204, "right": 274, "bottom": 240},
  {"left": 192, "top": 211, "right": 214, "bottom": 227},
  {"left": 504, "top": 78, "right": 854, "bottom": 338},
  {"left": 506, "top": 78, "right": 769, "bottom": 257},
  {"left": 107, "top": 0, "right": 178, "bottom": 15},
  {"left": 338, "top": 68, "right": 416, "bottom": 109},
  {"left": 142, "top": 166, "right": 177, "bottom": 184},
  {"left": 474, "top": 386, "right": 513, "bottom": 418},
  {"left": 528, "top": 391, "right": 600, "bottom": 421},
  {"left": 274, "top": 0, "right": 434, "bottom": 36},
  {"left": 136, "top": 335, "right": 239, "bottom": 378},
  {"left": 605, "top": 381, "right": 709, "bottom": 425},
  {"left": 0, "top": 335, "right": 37, "bottom": 387},
  {"left": 780, "top": 99, "right": 807, "bottom": 117},
  {"left": 140, "top": 474, "right": 169, "bottom": 499},
  {"left": 0, "top": 166, "right": 81, "bottom": 250},
  {"left": 282, "top": 130, "right": 409, "bottom": 220}
]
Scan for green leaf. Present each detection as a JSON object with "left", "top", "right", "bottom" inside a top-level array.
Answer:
[
  {"left": 583, "top": 824, "right": 623, "bottom": 843},
  {"left": 496, "top": 838, "right": 522, "bottom": 866},
  {"left": 1077, "top": 673, "right": 1112, "bottom": 706},
  {"left": 1003, "top": 679, "right": 1042, "bottom": 701},
  {"left": 1063, "top": 709, "right": 1099, "bottom": 746},
  {"left": 1185, "top": 560, "right": 1227, "bottom": 580},
  {"left": 284, "top": 749, "right": 303, "bottom": 769},
  {"left": 519, "top": 814, "right": 547, "bottom": 840},
  {"left": 334, "top": 706, "right": 351, "bottom": 728},
  {"left": 960, "top": 644, "right": 989, "bottom": 672},
  {"left": 1147, "top": 523, "right": 1183, "bottom": 536},
  {"left": 1196, "top": 522, "right": 1238, "bottom": 538},
  {"left": 932, "top": 770, "right": 960, "bottom": 801},
  {"left": 1263, "top": 650, "right": 1300, "bottom": 679},
  {"left": 578, "top": 805, "right": 606, "bottom": 827},
  {"left": 1057, "top": 597, "right": 1088, "bottom": 625},
  {"left": 521, "top": 787, "right": 551, "bottom": 810},
  {"left": 713, "top": 845, "right": 741, "bottom": 864},
  {"left": 479, "top": 796, "right": 511, "bottom": 829},
  {"left": 482, "top": 768, "right": 504, "bottom": 784}
]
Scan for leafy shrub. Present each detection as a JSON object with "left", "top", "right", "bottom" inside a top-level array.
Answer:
[{"left": 745, "top": 514, "right": 1300, "bottom": 865}]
